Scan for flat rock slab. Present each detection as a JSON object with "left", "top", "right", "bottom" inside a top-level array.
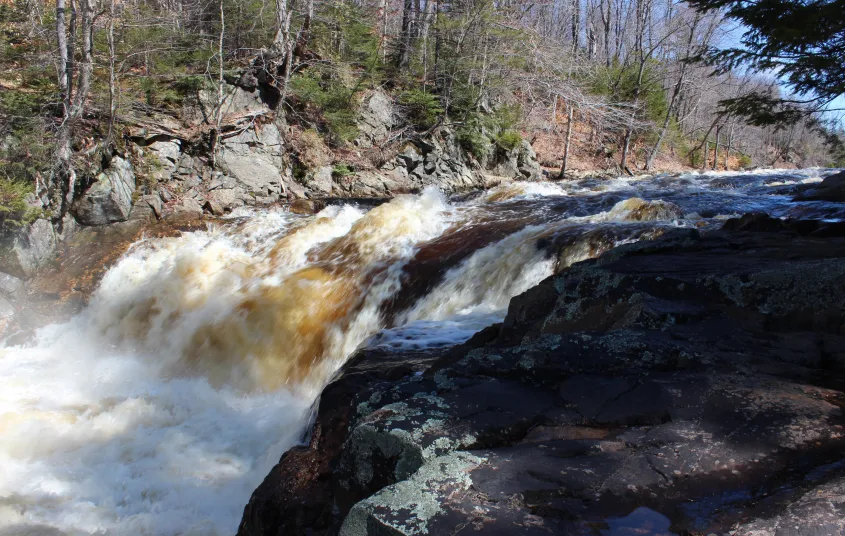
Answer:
[{"left": 238, "top": 228, "right": 845, "bottom": 536}]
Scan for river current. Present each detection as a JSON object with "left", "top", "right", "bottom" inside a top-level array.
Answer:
[{"left": 1, "top": 168, "right": 842, "bottom": 535}]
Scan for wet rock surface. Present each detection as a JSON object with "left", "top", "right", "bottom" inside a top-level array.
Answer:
[
  {"left": 239, "top": 225, "right": 845, "bottom": 535},
  {"left": 794, "top": 170, "right": 845, "bottom": 202}
]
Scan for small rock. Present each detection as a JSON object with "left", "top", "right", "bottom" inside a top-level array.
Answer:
[
  {"left": 0, "top": 295, "right": 14, "bottom": 319},
  {"left": 129, "top": 194, "right": 163, "bottom": 222},
  {"left": 289, "top": 199, "right": 319, "bottom": 214},
  {"left": 165, "top": 198, "right": 204, "bottom": 222},
  {"left": 203, "top": 199, "right": 225, "bottom": 216},
  {"left": 0, "top": 272, "right": 24, "bottom": 297}
]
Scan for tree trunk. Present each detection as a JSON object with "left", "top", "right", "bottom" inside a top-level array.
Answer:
[
  {"left": 601, "top": 0, "right": 611, "bottom": 66},
  {"left": 50, "top": 0, "right": 93, "bottom": 220},
  {"left": 273, "top": 0, "right": 290, "bottom": 54},
  {"left": 421, "top": 0, "right": 433, "bottom": 89},
  {"left": 212, "top": 0, "right": 225, "bottom": 167},
  {"left": 294, "top": 0, "right": 314, "bottom": 59},
  {"left": 397, "top": 0, "right": 414, "bottom": 68},
  {"left": 66, "top": 0, "right": 76, "bottom": 106},
  {"left": 559, "top": 105, "right": 575, "bottom": 179},
  {"left": 688, "top": 113, "right": 726, "bottom": 167},
  {"left": 620, "top": 57, "right": 647, "bottom": 171},
  {"left": 571, "top": 0, "right": 580, "bottom": 55},
  {"left": 56, "top": 0, "right": 69, "bottom": 116},
  {"left": 713, "top": 125, "right": 721, "bottom": 170},
  {"left": 380, "top": 0, "right": 388, "bottom": 62},
  {"left": 106, "top": 0, "right": 117, "bottom": 144},
  {"left": 725, "top": 124, "right": 734, "bottom": 170}
]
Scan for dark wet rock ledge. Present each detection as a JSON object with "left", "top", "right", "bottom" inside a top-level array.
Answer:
[{"left": 238, "top": 222, "right": 845, "bottom": 535}]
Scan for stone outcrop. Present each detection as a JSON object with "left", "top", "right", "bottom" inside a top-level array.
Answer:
[
  {"left": 0, "top": 83, "right": 545, "bottom": 285},
  {"left": 794, "top": 170, "right": 845, "bottom": 202},
  {"left": 356, "top": 90, "right": 396, "bottom": 146},
  {"left": 238, "top": 222, "right": 845, "bottom": 535},
  {"left": 489, "top": 139, "right": 542, "bottom": 181},
  {"left": 217, "top": 122, "right": 289, "bottom": 204},
  {"left": 72, "top": 156, "right": 137, "bottom": 225},
  {"left": 0, "top": 218, "right": 69, "bottom": 278}
]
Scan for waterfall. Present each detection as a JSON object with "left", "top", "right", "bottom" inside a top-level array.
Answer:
[{"left": 1, "top": 168, "right": 836, "bottom": 535}]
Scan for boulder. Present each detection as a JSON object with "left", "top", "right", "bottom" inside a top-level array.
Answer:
[
  {"left": 128, "top": 194, "right": 163, "bottom": 222},
  {"left": 356, "top": 90, "right": 395, "bottom": 146},
  {"left": 217, "top": 123, "right": 286, "bottom": 202},
  {"left": 72, "top": 156, "right": 136, "bottom": 225},
  {"left": 222, "top": 86, "right": 269, "bottom": 116},
  {"left": 0, "top": 272, "right": 24, "bottom": 297},
  {"left": 146, "top": 139, "right": 181, "bottom": 181},
  {"left": 207, "top": 186, "right": 248, "bottom": 211},
  {"left": 339, "top": 170, "right": 410, "bottom": 198},
  {"left": 794, "top": 170, "right": 845, "bottom": 202},
  {"left": 307, "top": 166, "right": 335, "bottom": 197},
  {"left": 516, "top": 139, "right": 542, "bottom": 180},
  {"left": 0, "top": 294, "right": 14, "bottom": 319},
  {"left": 165, "top": 197, "right": 204, "bottom": 222},
  {"left": 607, "top": 197, "right": 685, "bottom": 221},
  {"left": 0, "top": 218, "right": 58, "bottom": 278},
  {"left": 203, "top": 199, "right": 225, "bottom": 216}
]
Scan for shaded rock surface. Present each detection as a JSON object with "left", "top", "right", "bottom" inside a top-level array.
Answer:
[
  {"left": 794, "top": 170, "right": 845, "bottom": 202},
  {"left": 239, "top": 225, "right": 845, "bottom": 535}
]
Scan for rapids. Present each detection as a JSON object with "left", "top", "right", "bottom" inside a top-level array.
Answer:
[{"left": 0, "top": 168, "right": 842, "bottom": 535}]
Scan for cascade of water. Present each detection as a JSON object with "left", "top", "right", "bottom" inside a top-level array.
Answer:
[{"left": 2, "top": 169, "right": 836, "bottom": 535}]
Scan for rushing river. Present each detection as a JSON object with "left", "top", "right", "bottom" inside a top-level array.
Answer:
[{"left": 1, "top": 168, "right": 842, "bottom": 535}]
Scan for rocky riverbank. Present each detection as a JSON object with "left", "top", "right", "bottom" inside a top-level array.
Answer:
[{"left": 238, "top": 217, "right": 845, "bottom": 535}]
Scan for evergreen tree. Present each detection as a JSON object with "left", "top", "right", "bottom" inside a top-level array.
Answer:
[{"left": 687, "top": 0, "right": 845, "bottom": 125}]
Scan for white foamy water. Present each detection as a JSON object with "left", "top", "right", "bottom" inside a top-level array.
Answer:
[
  {"left": 0, "top": 190, "right": 460, "bottom": 536},
  {"left": 4, "top": 169, "right": 815, "bottom": 535}
]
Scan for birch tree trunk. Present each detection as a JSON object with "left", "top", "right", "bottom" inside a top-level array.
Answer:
[
  {"left": 56, "top": 0, "right": 69, "bottom": 117},
  {"left": 106, "top": 0, "right": 117, "bottom": 144},
  {"left": 50, "top": 0, "right": 94, "bottom": 221}
]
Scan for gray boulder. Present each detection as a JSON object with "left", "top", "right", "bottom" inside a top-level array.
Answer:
[
  {"left": 165, "top": 197, "right": 204, "bottom": 222},
  {"left": 0, "top": 294, "right": 13, "bottom": 320},
  {"left": 489, "top": 139, "right": 541, "bottom": 181},
  {"left": 356, "top": 90, "right": 395, "bottom": 146},
  {"left": 147, "top": 139, "right": 181, "bottom": 181},
  {"left": 516, "top": 140, "right": 542, "bottom": 180},
  {"left": 0, "top": 218, "right": 57, "bottom": 278},
  {"left": 307, "top": 166, "right": 335, "bottom": 197},
  {"left": 128, "top": 194, "right": 163, "bottom": 222},
  {"left": 0, "top": 272, "right": 24, "bottom": 297},
  {"left": 72, "top": 156, "right": 136, "bottom": 225},
  {"left": 218, "top": 123, "right": 286, "bottom": 202}
]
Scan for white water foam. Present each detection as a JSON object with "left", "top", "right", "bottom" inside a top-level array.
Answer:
[
  {"left": 0, "top": 190, "right": 458, "bottom": 536},
  {"left": 0, "top": 180, "right": 724, "bottom": 535}
]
